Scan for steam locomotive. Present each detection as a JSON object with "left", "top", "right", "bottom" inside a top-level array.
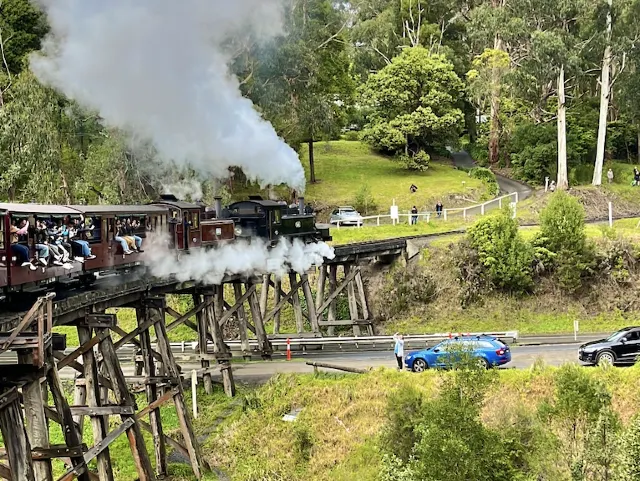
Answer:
[{"left": 0, "top": 195, "right": 331, "bottom": 295}]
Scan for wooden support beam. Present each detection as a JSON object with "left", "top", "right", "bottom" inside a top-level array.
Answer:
[
  {"left": 345, "top": 265, "right": 362, "bottom": 336},
  {"left": 301, "top": 274, "right": 320, "bottom": 333},
  {"left": 52, "top": 351, "right": 113, "bottom": 391},
  {"left": 110, "top": 325, "right": 163, "bottom": 364},
  {"left": 137, "top": 307, "right": 167, "bottom": 478},
  {"left": 0, "top": 297, "right": 45, "bottom": 354},
  {"left": 165, "top": 299, "right": 213, "bottom": 334},
  {"left": 216, "top": 284, "right": 256, "bottom": 327},
  {"left": 135, "top": 388, "right": 178, "bottom": 421},
  {"left": 56, "top": 331, "right": 110, "bottom": 370},
  {"left": 0, "top": 463, "right": 11, "bottom": 481},
  {"left": 0, "top": 388, "right": 35, "bottom": 481},
  {"left": 317, "top": 266, "right": 358, "bottom": 317},
  {"left": 22, "top": 374, "right": 53, "bottom": 481},
  {"left": 56, "top": 418, "right": 135, "bottom": 481},
  {"left": 67, "top": 406, "right": 134, "bottom": 416},
  {"left": 193, "top": 293, "right": 212, "bottom": 395},
  {"left": 96, "top": 329, "right": 155, "bottom": 481},
  {"left": 273, "top": 279, "right": 282, "bottom": 335},
  {"left": 246, "top": 283, "right": 271, "bottom": 359},
  {"left": 233, "top": 284, "right": 250, "bottom": 355},
  {"left": 138, "top": 421, "right": 190, "bottom": 462},
  {"left": 315, "top": 266, "right": 327, "bottom": 324},
  {"left": 355, "top": 271, "right": 373, "bottom": 335},
  {"left": 148, "top": 305, "right": 204, "bottom": 479},
  {"left": 212, "top": 289, "right": 235, "bottom": 397},
  {"left": 268, "top": 279, "right": 310, "bottom": 322},
  {"left": 288, "top": 273, "right": 304, "bottom": 333},
  {"left": 46, "top": 367, "right": 90, "bottom": 481},
  {"left": 259, "top": 274, "right": 270, "bottom": 317},
  {"left": 32, "top": 446, "right": 84, "bottom": 460},
  {"left": 328, "top": 265, "right": 338, "bottom": 336},
  {"left": 263, "top": 279, "right": 304, "bottom": 324}
]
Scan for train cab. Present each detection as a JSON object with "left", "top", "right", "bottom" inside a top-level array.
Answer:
[
  {"left": 152, "top": 195, "right": 204, "bottom": 250},
  {"left": 68, "top": 205, "right": 169, "bottom": 270},
  {"left": 0, "top": 209, "right": 8, "bottom": 290}
]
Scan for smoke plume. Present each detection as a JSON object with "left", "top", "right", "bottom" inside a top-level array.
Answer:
[
  {"left": 146, "top": 236, "right": 335, "bottom": 286},
  {"left": 30, "top": 0, "right": 306, "bottom": 192},
  {"left": 162, "top": 179, "right": 204, "bottom": 202}
]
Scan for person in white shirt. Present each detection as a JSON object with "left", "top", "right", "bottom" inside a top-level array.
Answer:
[{"left": 393, "top": 333, "right": 405, "bottom": 370}]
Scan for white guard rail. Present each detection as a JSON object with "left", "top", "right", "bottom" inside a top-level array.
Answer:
[
  {"left": 333, "top": 192, "right": 518, "bottom": 228},
  {"left": 114, "top": 331, "right": 519, "bottom": 355}
]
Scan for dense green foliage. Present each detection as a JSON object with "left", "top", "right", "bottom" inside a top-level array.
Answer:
[
  {"left": 464, "top": 207, "right": 534, "bottom": 294},
  {"left": 379, "top": 364, "right": 640, "bottom": 481},
  {"left": 360, "top": 48, "right": 464, "bottom": 168}
]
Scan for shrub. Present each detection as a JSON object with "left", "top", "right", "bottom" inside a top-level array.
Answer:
[
  {"left": 353, "top": 184, "right": 378, "bottom": 215},
  {"left": 466, "top": 207, "right": 534, "bottom": 293},
  {"left": 538, "top": 192, "right": 595, "bottom": 292},
  {"left": 469, "top": 167, "right": 499, "bottom": 197},
  {"left": 396, "top": 150, "right": 430, "bottom": 171},
  {"left": 342, "top": 130, "right": 361, "bottom": 142},
  {"left": 377, "top": 265, "right": 438, "bottom": 319},
  {"left": 617, "top": 415, "right": 640, "bottom": 480},
  {"left": 380, "top": 386, "right": 424, "bottom": 463}
]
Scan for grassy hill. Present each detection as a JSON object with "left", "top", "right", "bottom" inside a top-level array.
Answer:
[{"left": 298, "top": 141, "right": 488, "bottom": 216}]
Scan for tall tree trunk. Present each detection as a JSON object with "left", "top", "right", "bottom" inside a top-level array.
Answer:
[
  {"left": 593, "top": 0, "right": 613, "bottom": 186},
  {"left": 489, "top": 36, "right": 503, "bottom": 165},
  {"left": 60, "top": 171, "right": 72, "bottom": 204},
  {"left": 557, "top": 65, "right": 569, "bottom": 190},
  {"left": 308, "top": 139, "right": 316, "bottom": 184}
]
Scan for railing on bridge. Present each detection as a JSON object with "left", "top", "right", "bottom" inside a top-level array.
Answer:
[{"left": 333, "top": 192, "right": 519, "bottom": 228}]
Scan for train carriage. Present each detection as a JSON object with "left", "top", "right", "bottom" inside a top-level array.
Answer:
[
  {"left": 67, "top": 204, "right": 170, "bottom": 271},
  {"left": 0, "top": 203, "right": 84, "bottom": 291},
  {"left": 0, "top": 209, "right": 8, "bottom": 290}
]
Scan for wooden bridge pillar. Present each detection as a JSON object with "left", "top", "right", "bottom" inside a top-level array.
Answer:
[{"left": 313, "top": 263, "right": 374, "bottom": 336}]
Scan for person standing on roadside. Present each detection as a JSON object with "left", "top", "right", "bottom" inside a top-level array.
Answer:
[
  {"left": 410, "top": 206, "right": 418, "bottom": 225},
  {"left": 393, "top": 333, "right": 405, "bottom": 370},
  {"left": 607, "top": 168, "right": 614, "bottom": 184}
]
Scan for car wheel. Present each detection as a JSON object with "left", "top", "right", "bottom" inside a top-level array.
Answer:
[
  {"left": 596, "top": 350, "right": 616, "bottom": 366},
  {"left": 412, "top": 359, "right": 428, "bottom": 372},
  {"left": 476, "top": 357, "right": 491, "bottom": 369}
]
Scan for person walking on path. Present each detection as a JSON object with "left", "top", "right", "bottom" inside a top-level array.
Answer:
[
  {"left": 634, "top": 168, "right": 640, "bottom": 186},
  {"left": 393, "top": 333, "right": 405, "bottom": 370},
  {"left": 607, "top": 168, "right": 614, "bottom": 184},
  {"left": 435, "top": 201, "right": 443, "bottom": 217}
]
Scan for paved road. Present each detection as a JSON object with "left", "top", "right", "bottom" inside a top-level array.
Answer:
[
  {"left": 451, "top": 151, "right": 532, "bottom": 217},
  {"left": 45, "top": 342, "right": 584, "bottom": 385}
]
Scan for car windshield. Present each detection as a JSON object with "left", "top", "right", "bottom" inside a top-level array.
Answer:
[{"left": 605, "top": 330, "right": 627, "bottom": 342}]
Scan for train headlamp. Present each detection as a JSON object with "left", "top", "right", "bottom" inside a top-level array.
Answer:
[
  {"left": 234, "top": 227, "right": 243, "bottom": 236},
  {"left": 295, "top": 221, "right": 301, "bottom": 228}
]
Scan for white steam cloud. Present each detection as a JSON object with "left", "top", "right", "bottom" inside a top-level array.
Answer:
[
  {"left": 162, "top": 179, "right": 204, "bottom": 202},
  {"left": 30, "top": 0, "right": 306, "bottom": 192},
  {"left": 147, "top": 236, "right": 335, "bottom": 286}
]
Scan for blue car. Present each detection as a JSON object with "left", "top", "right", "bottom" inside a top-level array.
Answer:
[{"left": 404, "top": 336, "right": 512, "bottom": 372}]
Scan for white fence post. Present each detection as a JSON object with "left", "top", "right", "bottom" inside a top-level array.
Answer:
[
  {"left": 463, "top": 208, "right": 467, "bottom": 220},
  {"left": 377, "top": 216, "right": 380, "bottom": 226},
  {"left": 515, "top": 191, "right": 519, "bottom": 203},
  {"left": 481, "top": 204, "right": 485, "bottom": 215},
  {"left": 444, "top": 209, "right": 447, "bottom": 221},
  {"left": 191, "top": 370, "right": 198, "bottom": 418},
  {"left": 499, "top": 198, "right": 502, "bottom": 208}
]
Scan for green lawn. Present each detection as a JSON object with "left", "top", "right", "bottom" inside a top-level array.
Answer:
[
  {"left": 330, "top": 219, "right": 466, "bottom": 244},
  {"left": 299, "top": 140, "right": 488, "bottom": 214}
]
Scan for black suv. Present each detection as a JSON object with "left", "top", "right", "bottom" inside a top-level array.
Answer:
[{"left": 579, "top": 327, "right": 640, "bottom": 366}]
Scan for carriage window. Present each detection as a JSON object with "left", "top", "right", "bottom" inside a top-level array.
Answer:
[
  {"left": 273, "top": 210, "right": 281, "bottom": 224},
  {"left": 192, "top": 212, "right": 199, "bottom": 229},
  {"left": 0, "top": 217, "right": 4, "bottom": 250}
]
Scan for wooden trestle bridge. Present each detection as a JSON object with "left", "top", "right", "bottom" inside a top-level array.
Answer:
[{"left": 0, "top": 238, "right": 406, "bottom": 481}]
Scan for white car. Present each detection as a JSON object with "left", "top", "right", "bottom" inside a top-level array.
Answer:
[{"left": 329, "top": 206, "right": 363, "bottom": 226}]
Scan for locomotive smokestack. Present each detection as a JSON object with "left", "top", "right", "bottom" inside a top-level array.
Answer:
[
  {"left": 298, "top": 197, "right": 305, "bottom": 215},
  {"left": 214, "top": 197, "right": 222, "bottom": 218}
]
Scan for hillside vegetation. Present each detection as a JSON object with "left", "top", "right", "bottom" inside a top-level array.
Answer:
[
  {"left": 204, "top": 365, "right": 640, "bottom": 481},
  {"left": 300, "top": 141, "right": 488, "bottom": 217}
]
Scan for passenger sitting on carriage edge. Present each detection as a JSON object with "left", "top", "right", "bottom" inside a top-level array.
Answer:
[
  {"left": 65, "top": 216, "right": 95, "bottom": 260},
  {"left": 49, "top": 221, "right": 71, "bottom": 263},
  {"left": 33, "top": 220, "right": 52, "bottom": 267},
  {"left": 115, "top": 219, "right": 133, "bottom": 255},
  {"left": 128, "top": 219, "right": 144, "bottom": 252},
  {"left": 10, "top": 219, "right": 36, "bottom": 270},
  {"left": 41, "top": 220, "right": 69, "bottom": 267}
]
